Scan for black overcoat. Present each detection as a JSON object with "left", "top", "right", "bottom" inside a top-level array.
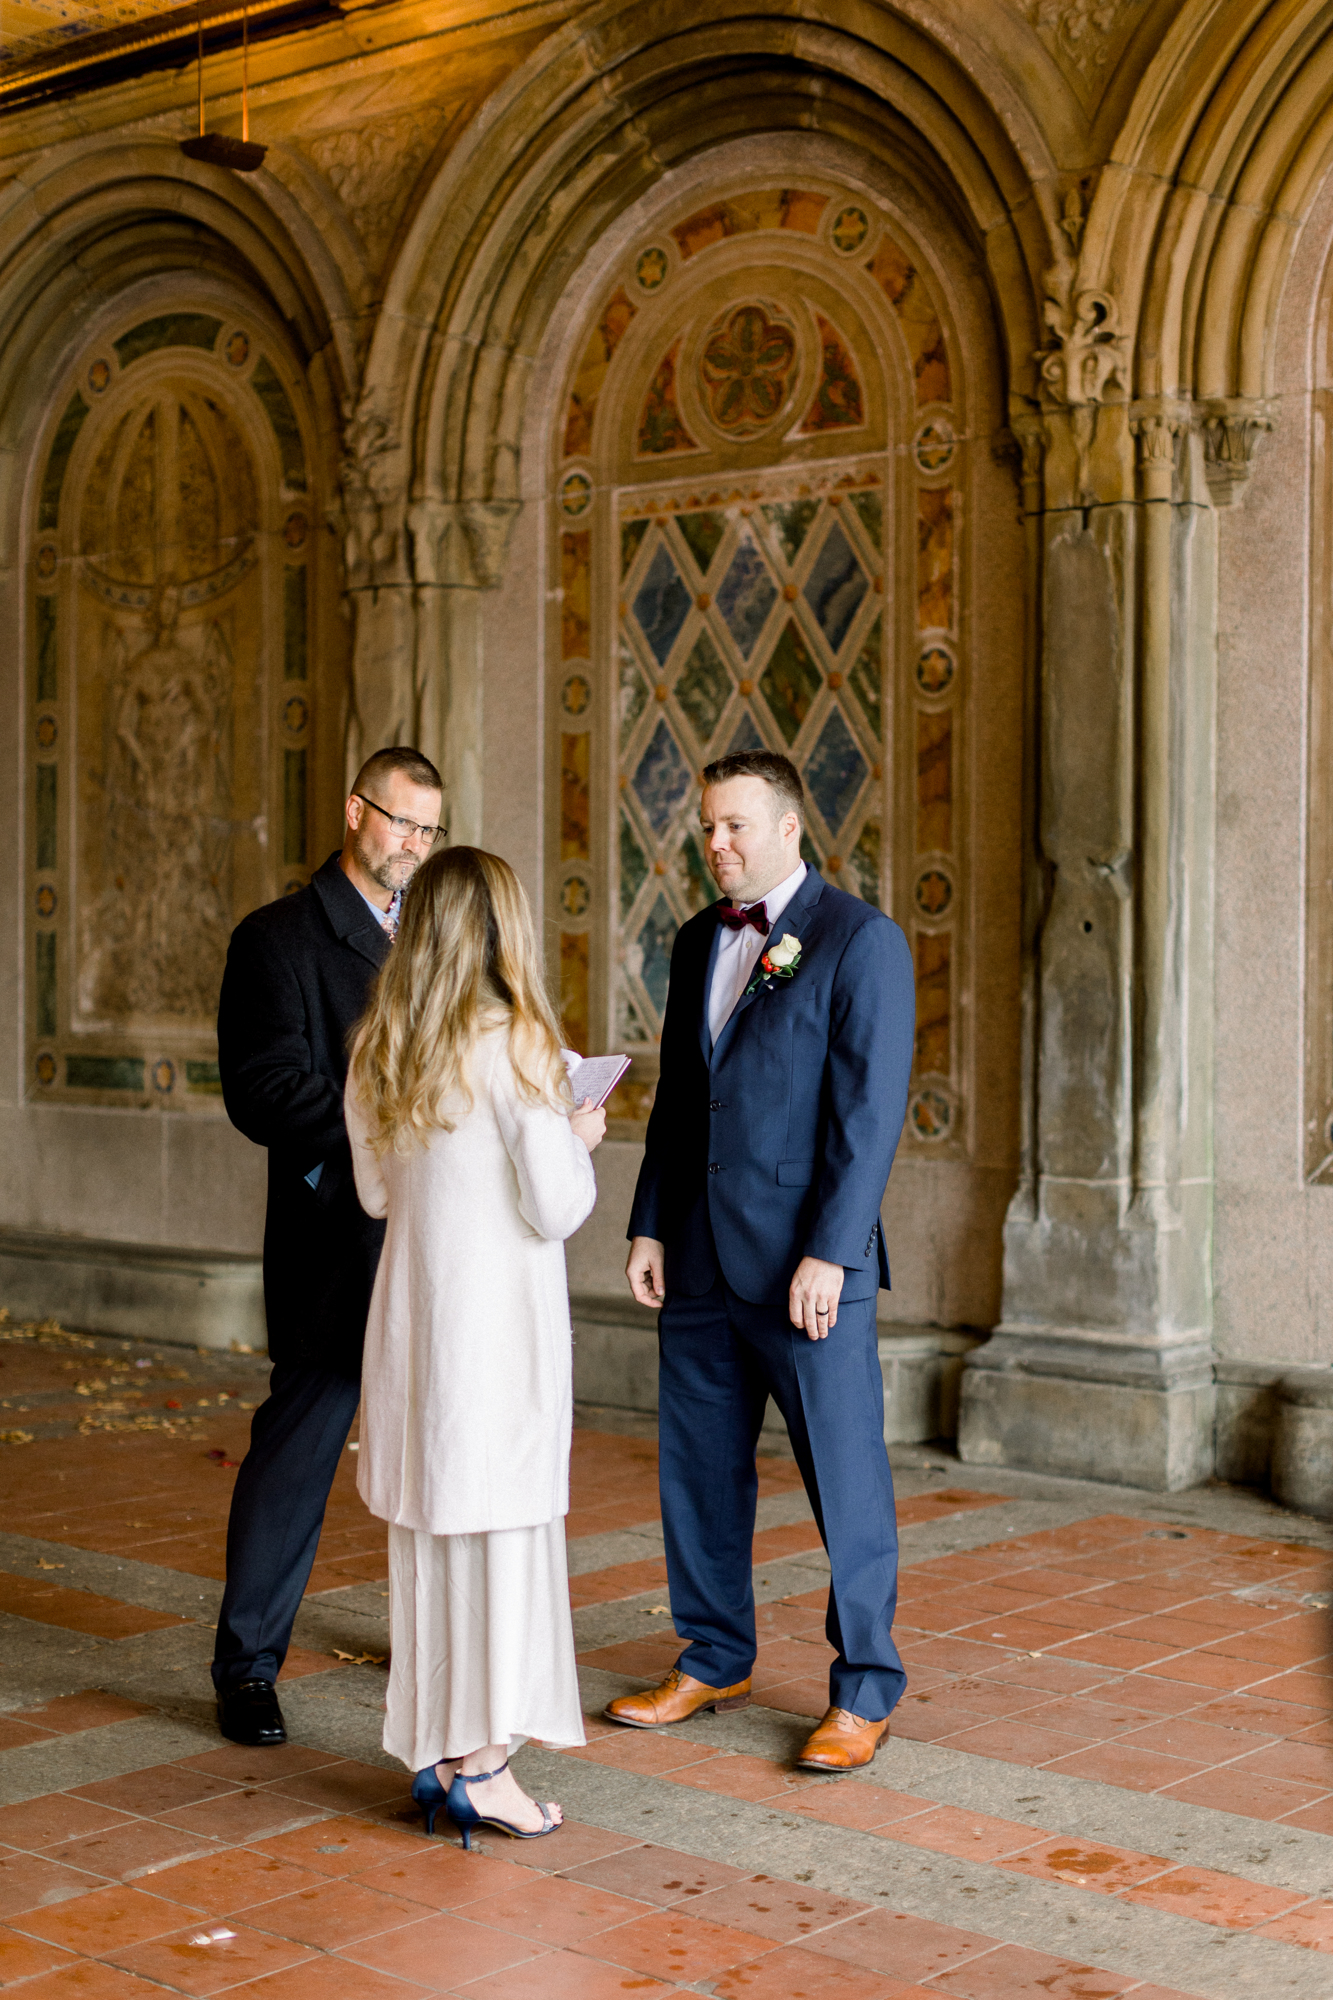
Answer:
[{"left": 218, "top": 852, "right": 390, "bottom": 1376}]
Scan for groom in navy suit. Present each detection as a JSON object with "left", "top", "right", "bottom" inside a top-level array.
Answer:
[{"left": 609, "top": 750, "right": 915, "bottom": 1770}]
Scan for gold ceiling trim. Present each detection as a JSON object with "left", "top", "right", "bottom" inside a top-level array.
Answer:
[{"left": 0, "top": 0, "right": 325, "bottom": 105}]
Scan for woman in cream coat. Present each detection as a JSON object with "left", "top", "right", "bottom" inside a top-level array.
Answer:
[{"left": 345, "top": 844, "right": 604, "bottom": 1844}]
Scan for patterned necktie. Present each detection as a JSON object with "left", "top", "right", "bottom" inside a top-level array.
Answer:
[
  {"left": 381, "top": 890, "right": 402, "bottom": 941},
  {"left": 717, "top": 901, "right": 768, "bottom": 936}
]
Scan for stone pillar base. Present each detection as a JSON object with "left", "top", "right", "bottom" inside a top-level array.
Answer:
[
  {"left": 1272, "top": 1367, "right": 1333, "bottom": 1521},
  {"left": 958, "top": 1333, "right": 1216, "bottom": 1492},
  {"left": 0, "top": 1228, "right": 265, "bottom": 1353}
]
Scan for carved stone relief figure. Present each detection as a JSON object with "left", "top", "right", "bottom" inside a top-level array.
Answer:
[{"left": 73, "top": 382, "right": 262, "bottom": 1033}]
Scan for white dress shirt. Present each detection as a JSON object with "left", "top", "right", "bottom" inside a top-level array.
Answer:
[{"left": 707, "top": 860, "right": 807, "bottom": 1046}]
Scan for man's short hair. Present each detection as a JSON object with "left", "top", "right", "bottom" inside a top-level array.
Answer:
[
  {"left": 701, "top": 750, "right": 804, "bottom": 828},
  {"left": 351, "top": 747, "right": 443, "bottom": 800}
]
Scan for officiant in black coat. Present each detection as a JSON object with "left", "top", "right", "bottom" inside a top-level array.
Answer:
[{"left": 211, "top": 746, "right": 445, "bottom": 1746}]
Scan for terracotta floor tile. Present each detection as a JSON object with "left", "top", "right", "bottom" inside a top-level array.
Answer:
[
  {"left": 561, "top": 1843, "right": 745, "bottom": 1906},
  {"left": 157, "top": 1787, "right": 326, "bottom": 1844},
  {"left": 955, "top": 1616, "right": 1086, "bottom": 1652},
  {"left": 104, "top": 1919, "right": 316, "bottom": 1994},
  {"left": 758, "top": 1679, "right": 833, "bottom": 1720},
  {"left": 1014, "top": 1696, "right": 1157, "bottom": 1740},
  {"left": 887, "top": 1698, "right": 993, "bottom": 1744},
  {"left": 591, "top": 1905, "right": 778, "bottom": 1979},
  {"left": 791, "top": 1781, "right": 936, "bottom": 1832},
  {"left": 13, "top": 1694, "right": 152, "bottom": 1735},
  {"left": 0, "top": 1573, "right": 184, "bottom": 1640},
  {"left": 352, "top": 1845, "right": 540, "bottom": 1911},
  {"left": 687, "top": 1874, "right": 869, "bottom": 1943},
  {"left": 0, "top": 1853, "right": 103, "bottom": 1921},
  {"left": 755, "top": 1637, "right": 838, "bottom": 1677},
  {"left": 146, "top": 1848, "right": 328, "bottom": 1915},
  {"left": 173, "top": 1745, "right": 342, "bottom": 1785},
  {"left": 14, "top": 1883, "right": 200, "bottom": 1953},
  {"left": 253, "top": 1815, "right": 423, "bottom": 1877},
  {"left": 231, "top": 1957, "right": 433, "bottom": 1997},
  {"left": 1277, "top": 1796, "right": 1333, "bottom": 1834},
  {"left": 977, "top": 1656, "right": 1112, "bottom": 1695},
  {"left": 1045, "top": 1635, "right": 1180, "bottom": 1672},
  {"left": 1110, "top": 1614, "right": 1243, "bottom": 1649},
  {"left": 940, "top": 1719, "right": 1089, "bottom": 1766},
  {"left": 0, "top": 1798, "right": 134, "bottom": 1854},
  {"left": 456, "top": 1874, "right": 645, "bottom": 1947},
  {"left": 509, "top": 1821, "right": 639, "bottom": 1874},
  {"left": 668, "top": 1753, "right": 820, "bottom": 1803},
  {"left": 0, "top": 1922, "right": 77, "bottom": 1986},
  {"left": 1156, "top": 1766, "right": 1327, "bottom": 1819},
  {"left": 241, "top": 1877, "right": 428, "bottom": 1949},
  {"left": 997, "top": 1837, "right": 1173, "bottom": 1892},
  {"left": 1249, "top": 1669, "right": 1333, "bottom": 1707},
  {"left": 0, "top": 1964, "right": 176, "bottom": 1998},
  {"left": 341, "top": 1909, "right": 547, "bottom": 1988},
  {"left": 880, "top": 1805, "right": 1047, "bottom": 1862},
  {"left": 910, "top": 1677, "right": 1053, "bottom": 1721},
  {"left": 451, "top": 1949, "right": 664, "bottom": 1999},
  {"left": 1226, "top": 1738, "right": 1333, "bottom": 1786},
  {"left": 1113, "top": 1715, "right": 1268, "bottom": 1764},
  {"left": 928, "top": 1942, "right": 1136, "bottom": 1998},
  {"left": 896, "top": 1638, "right": 1012, "bottom": 1675},
  {"left": 1041, "top": 1743, "right": 1202, "bottom": 1793},
  {"left": 263, "top": 1762, "right": 410, "bottom": 1815},
  {"left": 1120, "top": 1864, "right": 1306, "bottom": 1928},
  {"left": 708, "top": 1942, "right": 919, "bottom": 1998},
  {"left": 1189, "top": 1690, "right": 1325, "bottom": 1733},
  {"left": 564, "top": 1732, "right": 722, "bottom": 1777},
  {"left": 1138, "top": 1651, "right": 1264, "bottom": 1691},
  {"left": 68, "top": 1767, "right": 237, "bottom": 1820},
  {"left": 1252, "top": 1898, "right": 1333, "bottom": 1949},
  {"left": 42, "top": 1821, "right": 217, "bottom": 1884},
  {"left": 801, "top": 1907, "right": 997, "bottom": 1978},
  {"left": 0, "top": 1720, "right": 56, "bottom": 1751},
  {"left": 1078, "top": 1674, "right": 1201, "bottom": 1715}
]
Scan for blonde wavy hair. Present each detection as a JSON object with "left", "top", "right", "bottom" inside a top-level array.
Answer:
[{"left": 349, "top": 846, "right": 570, "bottom": 1154}]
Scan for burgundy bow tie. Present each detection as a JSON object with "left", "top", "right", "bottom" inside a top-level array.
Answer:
[{"left": 718, "top": 901, "right": 768, "bottom": 936}]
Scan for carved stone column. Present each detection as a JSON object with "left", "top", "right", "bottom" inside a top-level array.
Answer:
[
  {"left": 958, "top": 294, "right": 1222, "bottom": 1490},
  {"left": 333, "top": 395, "right": 519, "bottom": 843}
]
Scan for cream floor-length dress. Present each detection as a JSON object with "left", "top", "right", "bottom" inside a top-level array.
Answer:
[{"left": 345, "top": 1024, "right": 597, "bottom": 1770}]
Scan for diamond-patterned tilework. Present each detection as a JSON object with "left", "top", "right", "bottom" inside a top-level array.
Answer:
[
  {"left": 849, "top": 616, "right": 883, "bottom": 737},
  {"left": 675, "top": 630, "right": 732, "bottom": 746},
  {"left": 759, "top": 621, "right": 822, "bottom": 745},
  {"left": 727, "top": 711, "right": 767, "bottom": 756},
  {"left": 763, "top": 498, "right": 819, "bottom": 565},
  {"left": 620, "top": 811, "right": 649, "bottom": 919},
  {"left": 849, "top": 489, "right": 883, "bottom": 548},
  {"left": 717, "top": 536, "right": 777, "bottom": 658},
  {"left": 637, "top": 894, "right": 678, "bottom": 1017},
  {"left": 677, "top": 511, "right": 727, "bottom": 574},
  {"left": 633, "top": 540, "right": 692, "bottom": 665},
  {"left": 850, "top": 816, "right": 882, "bottom": 905},
  {"left": 800, "top": 826, "right": 823, "bottom": 870},
  {"left": 619, "top": 637, "right": 649, "bottom": 750},
  {"left": 621, "top": 517, "right": 649, "bottom": 577},
  {"left": 632, "top": 718, "right": 692, "bottom": 835},
  {"left": 803, "top": 520, "right": 867, "bottom": 653},
  {"left": 673, "top": 832, "right": 715, "bottom": 913},
  {"left": 805, "top": 705, "right": 869, "bottom": 834}
]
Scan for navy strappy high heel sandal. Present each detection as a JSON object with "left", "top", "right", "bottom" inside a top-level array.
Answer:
[
  {"left": 444, "top": 1761, "right": 560, "bottom": 1850},
  {"left": 411, "top": 1763, "right": 454, "bottom": 1836}
]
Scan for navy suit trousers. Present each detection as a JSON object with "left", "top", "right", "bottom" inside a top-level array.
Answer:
[
  {"left": 657, "top": 1279, "right": 906, "bottom": 1720},
  {"left": 211, "top": 1361, "right": 360, "bottom": 1692}
]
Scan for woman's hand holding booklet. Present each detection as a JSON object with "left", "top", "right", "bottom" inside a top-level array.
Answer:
[{"left": 567, "top": 1054, "right": 631, "bottom": 1111}]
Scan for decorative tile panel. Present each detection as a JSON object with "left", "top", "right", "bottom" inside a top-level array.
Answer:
[
  {"left": 803, "top": 519, "right": 867, "bottom": 653},
  {"left": 717, "top": 536, "right": 777, "bottom": 657},
  {"left": 633, "top": 540, "right": 692, "bottom": 664}
]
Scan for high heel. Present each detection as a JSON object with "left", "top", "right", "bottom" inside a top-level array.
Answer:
[
  {"left": 411, "top": 1763, "right": 453, "bottom": 1836},
  {"left": 444, "top": 1761, "right": 560, "bottom": 1851}
]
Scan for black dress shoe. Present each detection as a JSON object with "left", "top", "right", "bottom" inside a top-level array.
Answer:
[{"left": 218, "top": 1678, "right": 287, "bottom": 1746}]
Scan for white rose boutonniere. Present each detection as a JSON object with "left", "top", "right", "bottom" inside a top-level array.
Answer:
[{"left": 745, "top": 932, "right": 804, "bottom": 997}]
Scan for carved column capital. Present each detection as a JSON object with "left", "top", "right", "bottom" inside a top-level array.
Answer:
[
  {"left": 1035, "top": 288, "right": 1129, "bottom": 411},
  {"left": 1197, "top": 399, "right": 1276, "bottom": 510}
]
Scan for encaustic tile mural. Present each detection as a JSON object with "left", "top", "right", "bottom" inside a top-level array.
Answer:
[
  {"left": 28, "top": 312, "right": 316, "bottom": 1108},
  {"left": 549, "top": 183, "right": 966, "bottom": 1147}
]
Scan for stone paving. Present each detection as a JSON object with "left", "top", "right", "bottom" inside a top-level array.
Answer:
[{"left": 0, "top": 1312, "right": 1330, "bottom": 1997}]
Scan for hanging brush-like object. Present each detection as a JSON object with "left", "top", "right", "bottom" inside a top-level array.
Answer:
[{"left": 181, "top": 7, "right": 266, "bottom": 171}]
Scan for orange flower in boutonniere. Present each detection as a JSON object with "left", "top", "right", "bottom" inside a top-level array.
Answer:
[{"left": 745, "top": 932, "right": 803, "bottom": 998}]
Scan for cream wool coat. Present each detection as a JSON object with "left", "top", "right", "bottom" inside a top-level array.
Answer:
[{"left": 346, "top": 1025, "right": 596, "bottom": 1537}]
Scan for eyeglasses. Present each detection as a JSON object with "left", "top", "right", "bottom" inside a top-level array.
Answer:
[{"left": 353, "top": 795, "right": 446, "bottom": 848}]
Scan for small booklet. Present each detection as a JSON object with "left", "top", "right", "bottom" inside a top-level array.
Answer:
[{"left": 568, "top": 1053, "right": 631, "bottom": 1110}]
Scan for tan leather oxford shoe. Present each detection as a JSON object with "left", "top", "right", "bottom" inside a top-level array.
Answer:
[
  {"left": 795, "top": 1706, "right": 891, "bottom": 1770},
  {"left": 604, "top": 1664, "right": 752, "bottom": 1729}
]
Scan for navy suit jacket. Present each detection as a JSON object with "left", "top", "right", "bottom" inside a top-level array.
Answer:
[{"left": 628, "top": 868, "right": 915, "bottom": 1306}]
